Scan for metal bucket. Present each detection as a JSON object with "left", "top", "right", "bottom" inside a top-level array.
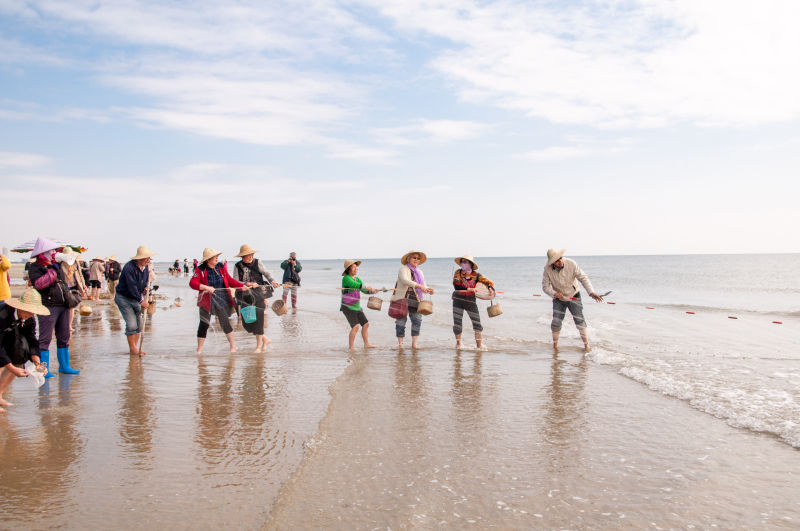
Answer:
[
  {"left": 487, "top": 301, "right": 502, "bottom": 318},
  {"left": 272, "top": 299, "right": 288, "bottom": 316},
  {"left": 367, "top": 296, "right": 383, "bottom": 310},
  {"left": 417, "top": 300, "right": 433, "bottom": 315},
  {"left": 78, "top": 303, "right": 92, "bottom": 316}
]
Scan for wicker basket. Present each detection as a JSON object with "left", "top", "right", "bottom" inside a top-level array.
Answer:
[
  {"left": 367, "top": 296, "right": 383, "bottom": 310},
  {"left": 78, "top": 303, "right": 93, "bottom": 316},
  {"left": 147, "top": 301, "right": 157, "bottom": 315},
  {"left": 417, "top": 300, "right": 433, "bottom": 315},
  {"left": 272, "top": 299, "right": 288, "bottom": 316},
  {"left": 487, "top": 301, "right": 503, "bottom": 318}
]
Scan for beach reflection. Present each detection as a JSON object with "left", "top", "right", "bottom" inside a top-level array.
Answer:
[
  {"left": 118, "top": 357, "right": 155, "bottom": 469},
  {"left": 195, "top": 356, "right": 236, "bottom": 465},
  {"left": 542, "top": 353, "right": 588, "bottom": 473}
]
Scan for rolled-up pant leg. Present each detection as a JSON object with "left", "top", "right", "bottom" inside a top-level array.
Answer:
[{"left": 551, "top": 295, "right": 586, "bottom": 332}]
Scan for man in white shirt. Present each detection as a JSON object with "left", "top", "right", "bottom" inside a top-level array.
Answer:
[{"left": 541, "top": 249, "right": 604, "bottom": 352}]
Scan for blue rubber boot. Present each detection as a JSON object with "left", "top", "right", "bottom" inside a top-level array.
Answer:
[
  {"left": 56, "top": 347, "right": 80, "bottom": 375},
  {"left": 40, "top": 350, "right": 55, "bottom": 378}
]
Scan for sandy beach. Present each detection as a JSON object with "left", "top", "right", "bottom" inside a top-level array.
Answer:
[{"left": 1, "top": 258, "right": 799, "bottom": 529}]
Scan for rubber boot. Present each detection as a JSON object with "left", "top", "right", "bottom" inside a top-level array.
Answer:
[
  {"left": 56, "top": 347, "right": 80, "bottom": 375},
  {"left": 40, "top": 349, "right": 55, "bottom": 378}
]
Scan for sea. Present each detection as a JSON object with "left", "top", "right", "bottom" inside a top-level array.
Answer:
[{"left": 1, "top": 254, "right": 798, "bottom": 529}]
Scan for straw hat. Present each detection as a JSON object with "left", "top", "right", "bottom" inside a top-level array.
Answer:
[
  {"left": 454, "top": 254, "right": 478, "bottom": 270},
  {"left": 236, "top": 244, "right": 259, "bottom": 258},
  {"left": 6, "top": 288, "right": 51, "bottom": 316},
  {"left": 31, "top": 237, "right": 60, "bottom": 257},
  {"left": 109, "top": 255, "right": 117, "bottom": 261},
  {"left": 201, "top": 248, "right": 223, "bottom": 263},
  {"left": 131, "top": 245, "right": 157, "bottom": 260},
  {"left": 56, "top": 247, "right": 77, "bottom": 266},
  {"left": 401, "top": 250, "right": 427, "bottom": 265},
  {"left": 342, "top": 259, "right": 362, "bottom": 276},
  {"left": 546, "top": 248, "right": 566, "bottom": 266},
  {"left": 92, "top": 256, "right": 105, "bottom": 262}
]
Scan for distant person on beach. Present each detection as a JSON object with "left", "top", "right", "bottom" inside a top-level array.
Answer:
[
  {"left": 280, "top": 252, "right": 302, "bottom": 309},
  {"left": 234, "top": 244, "right": 280, "bottom": 353},
  {"left": 0, "top": 288, "right": 49, "bottom": 413},
  {"left": 0, "top": 252, "right": 10, "bottom": 308},
  {"left": 190, "top": 248, "right": 257, "bottom": 354},
  {"left": 28, "top": 237, "right": 79, "bottom": 376},
  {"left": 88, "top": 256, "right": 105, "bottom": 300},
  {"left": 56, "top": 248, "right": 87, "bottom": 333},
  {"left": 452, "top": 254, "right": 494, "bottom": 349},
  {"left": 79, "top": 256, "right": 90, "bottom": 286},
  {"left": 391, "top": 250, "right": 434, "bottom": 349},
  {"left": 192, "top": 258, "right": 198, "bottom": 273},
  {"left": 340, "top": 260, "right": 378, "bottom": 350},
  {"left": 115, "top": 246, "right": 156, "bottom": 356},
  {"left": 541, "top": 249, "right": 604, "bottom": 353},
  {"left": 105, "top": 255, "right": 121, "bottom": 297},
  {"left": 184, "top": 258, "right": 189, "bottom": 277}
]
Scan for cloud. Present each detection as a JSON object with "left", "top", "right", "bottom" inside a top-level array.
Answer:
[
  {"left": 518, "top": 137, "right": 635, "bottom": 161},
  {"left": 0, "top": 151, "right": 51, "bottom": 169},
  {"left": 370, "top": 119, "right": 492, "bottom": 146},
  {"left": 365, "top": 0, "right": 800, "bottom": 128}
]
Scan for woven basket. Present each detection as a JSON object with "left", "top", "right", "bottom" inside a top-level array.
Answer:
[
  {"left": 272, "top": 299, "right": 288, "bottom": 316},
  {"left": 487, "top": 301, "right": 503, "bottom": 318},
  {"left": 417, "top": 300, "right": 433, "bottom": 315},
  {"left": 147, "top": 301, "right": 157, "bottom": 315},
  {"left": 78, "top": 303, "right": 93, "bottom": 316},
  {"left": 367, "top": 296, "right": 383, "bottom": 310}
]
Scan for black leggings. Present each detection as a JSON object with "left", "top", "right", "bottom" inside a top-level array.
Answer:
[
  {"left": 198, "top": 305, "right": 234, "bottom": 338},
  {"left": 453, "top": 297, "right": 482, "bottom": 335},
  {"left": 242, "top": 297, "right": 267, "bottom": 336}
]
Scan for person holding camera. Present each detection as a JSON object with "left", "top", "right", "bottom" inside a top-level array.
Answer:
[{"left": 280, "top": 252, "right": 302, "bottom": 310}]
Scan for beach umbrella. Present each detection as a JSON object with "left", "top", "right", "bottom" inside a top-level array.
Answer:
[{"left": 10, "top": 238, "right": 85, "bottom": 253}]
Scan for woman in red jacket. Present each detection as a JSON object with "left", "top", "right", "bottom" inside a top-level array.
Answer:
[{"left": 189, "top": 248, "right": 256, "bottom": 354}]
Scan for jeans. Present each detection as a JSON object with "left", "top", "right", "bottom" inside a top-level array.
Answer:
[
  {"left": 395, "top": 297, "right": 422, "bottom": 337},
  {"left": 115, "top": 293, "right": 142, "bottom": 336},
  {"left": 551, "top": 292, "right": 586, "bottom": 332}
]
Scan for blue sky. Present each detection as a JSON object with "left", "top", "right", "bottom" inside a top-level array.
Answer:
[{"left": 2, "top": 0, "right": 799, "bottom": 260}]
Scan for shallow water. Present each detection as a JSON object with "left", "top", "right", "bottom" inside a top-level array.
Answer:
[{"left": 1, "top": 255, "right": 798, "bottom": 529}]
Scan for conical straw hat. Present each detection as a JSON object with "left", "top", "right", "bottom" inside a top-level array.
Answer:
[
  {"left": 31, "top": 237, "right": 60, "bottom": 257},
  {"left": 131, "top": 245, "right": 157, "bottom": 260},
  {"left": 201, "top": 248, "right": 223, "bottom": 263}
]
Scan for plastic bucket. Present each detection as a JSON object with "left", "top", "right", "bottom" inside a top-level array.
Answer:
[
  {"left": 240, "top": 305, "right": 257, "bottom": 323},
  {"left": 272, "top": 300, "right": 288, "bottom": 316},
  {"left": 417, "top": 300, "right": 433, "bottom": 315},
  {"left": 367, "top": 296, "right": 383, "bottom": 310}
]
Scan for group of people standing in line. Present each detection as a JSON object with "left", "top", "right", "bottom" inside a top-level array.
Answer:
[{"left": 0, "top": 237, "right": 603, "bottom": 412}]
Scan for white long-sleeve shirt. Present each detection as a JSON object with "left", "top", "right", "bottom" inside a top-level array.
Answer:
[{"left": 541, "top": 258, "right": 595, "bottom": 299}]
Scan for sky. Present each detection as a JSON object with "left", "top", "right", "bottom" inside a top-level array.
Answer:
[{"left": 1, "top": 0, "right": 799, "bottom": 261}]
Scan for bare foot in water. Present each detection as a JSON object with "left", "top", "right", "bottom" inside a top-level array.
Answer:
[
  {"left": 196, "top": 348, "right": 203, "bottom": 354},
  {"left": 455, "top": 341, "right": 462, "bottom": 350},
  {"left": 584, "top": 344, "right": 592, "bottom": 353},
  {"left": 230, "top": 346, "right": 238, "bottom": 353},
  {"left": 364, "top": 343, "right": 377, "bottom": 349},
  {"left": 0, "top": 398, "right": 13, "bottom": 407},
  {"left": 553, "top": 343, "right": 559, "bottom": 353}
]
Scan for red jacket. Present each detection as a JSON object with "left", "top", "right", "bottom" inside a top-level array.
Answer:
[{"left": 189, "top": 264, "right": 243, "bottom": 312}]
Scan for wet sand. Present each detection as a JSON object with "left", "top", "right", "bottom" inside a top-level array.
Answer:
[{"left": 1, "top": 271, "right": 799, "bottom": 529}]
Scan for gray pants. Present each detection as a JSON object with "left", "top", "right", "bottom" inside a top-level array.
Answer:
[{"left": 551, "top": 293, "right": 586, "bottom": 332}]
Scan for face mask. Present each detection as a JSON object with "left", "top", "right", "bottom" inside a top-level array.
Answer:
[{"left": 460, "top": 262, "right": 472, "bottom": 273}]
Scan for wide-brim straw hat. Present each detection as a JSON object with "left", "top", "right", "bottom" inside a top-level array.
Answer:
[
  {"left": 31, "top": 237, "right": 60, "bottom": 257},
  {"left": 92, "top": 256, "right": 105, "bottom": 262},
  {"left": 131, "top": 245, "right": 157, "bottom": 260},
  {"left": 401, "top": 250, "right": 427, "bottom": 265},
  {"left": 201, "top": 248, "right": 223, "bottom": 263},
  {"left": 342, "top": 259, "right": 362, "bottom": 276},
  {"left": 109, "top": 255, "right": 117, "bottom": 261},
  {"left": 6, "top": 288, "right": 51, "bottom": 316},
  {"left": 56, "top": 248, "right": 77, "bottom": 265},
  {"left": 546, "top": 248, "right": 566, "bottom": 266},
  {"left": 236, "top": 244, "right": 259, "bottom": 258},
  {"left": 454, "top": 254, "right": 478, "bottom": 270}
]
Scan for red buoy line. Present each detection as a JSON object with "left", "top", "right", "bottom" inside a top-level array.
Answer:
[{"left": 528, "top": 294, "right": 788, "bottom": 325}]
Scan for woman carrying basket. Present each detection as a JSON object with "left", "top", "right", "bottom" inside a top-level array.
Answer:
[
  {"left": 391, "top": 250, "right": 434, "bottom": 349},
  {"left": 190, "top": 248, "right": 257, "bottom": 354},
  {"left": 340, "top": 260, "right": 378, "bottom": 350},
  {"left": 452, "top": 254, "right": 494, "bottom": 349},
  {"left": 234, "top": 244, "right": 280, "bottom": 353}
]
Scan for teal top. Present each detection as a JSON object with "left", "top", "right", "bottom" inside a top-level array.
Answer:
[{"left": 341, "top": 275, "right": 371, "bottom": 311}]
